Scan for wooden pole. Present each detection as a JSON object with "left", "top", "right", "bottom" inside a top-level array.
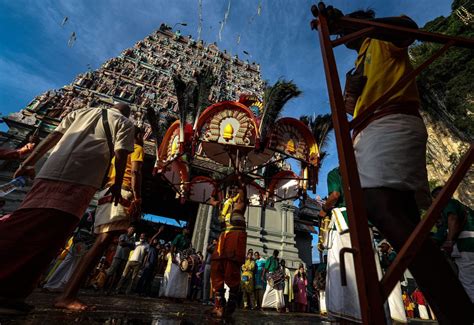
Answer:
[{"left": 312, "top": 4, "right": 387, "bottom": 324}]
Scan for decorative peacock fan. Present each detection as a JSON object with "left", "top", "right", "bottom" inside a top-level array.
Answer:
[{"left": 154, "top": 72, "right": 320, "bottom": 206}]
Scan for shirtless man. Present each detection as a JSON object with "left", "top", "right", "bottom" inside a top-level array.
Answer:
[{"left": 209, "top": 176, "right": 247, "bottom": 318}]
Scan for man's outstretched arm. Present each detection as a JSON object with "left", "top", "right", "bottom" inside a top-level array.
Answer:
[{"left": 14, "top": 132, "right": 63, "bottom": 178}]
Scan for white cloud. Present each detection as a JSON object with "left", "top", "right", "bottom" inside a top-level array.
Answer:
[{"left": 0, "top": 56, "right": 58, "bottom": 95}]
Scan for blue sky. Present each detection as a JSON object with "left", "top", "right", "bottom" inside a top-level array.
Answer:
[
  {"left": 0, "top": 0, "right": 450, "bottom": 196},
  {"left": 0, "top": 0, "right": 453, "bottom": 262},
  {"left": 0, "top": 0, "right": 452, "bottom": 196}
]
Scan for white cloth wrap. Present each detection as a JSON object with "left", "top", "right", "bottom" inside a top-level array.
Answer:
[
  {"left": 354, "top": 114, "right": 430, "bottom": 209},
  {"left": 418, "top": 304, "right": 429, "bottom": 320},
  {"left": 160, "top": 258, "right": 189, "bottom": 299},
  {"left": 43, "top": 245, "right": 84, "bottom": 291},
  {"left": 262, "top": 280, "right": 285, "bottom": 309},
  {"left": 326, "top": 221, "right": 407, "bottom": 323},
  {"left": 454, "top": 251, "right": 474, "bottom": 303},
  {"left": 94, "top": 188, "right": 133, "bottom": 229}
]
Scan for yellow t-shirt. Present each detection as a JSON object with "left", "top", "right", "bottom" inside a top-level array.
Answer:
[
  {"left": 353, "top": 39, "right": 420, "bottom": 118},
  {"left": 106, "top": 144, "right": 144, "bottom": 189}
]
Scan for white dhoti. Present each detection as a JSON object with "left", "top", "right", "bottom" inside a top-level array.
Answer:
[
  {"left": 262, "top": 280, "right": 285, "bottom": 309},
  {"left": 354, "top": 114, "right": 430, "bottom": 209},
  {"left": 43, "top": 243, "right": 85, "bottom": 291},
  {"left": 319, "top": 291, "right": 327, "bottom": 314},
  {"left": 159, "top": 254, "right": 188, "bottom": 299},
  {"left": 94, "top": 188, "right": 133, "bottom": 234},
  {"left": 326, "top": 208, "right": 407, "bottom": 323},
  {"left": 453, "top": 247, "right": 474, "bottom": 303},
  {"left": 418, "top": 304, "right": 429, "bottom": 320}
]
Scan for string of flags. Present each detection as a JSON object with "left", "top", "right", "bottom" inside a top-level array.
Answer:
[
  {"left": 61, "top": 16, "right": 68, "bottom": 27},
  {"left": 197, "top": 0, "right": 203, "bottom": 40},
  {"left": 68, "top": 31, "right": 77, "bottom": 47},
  {"left": 218, "top": 0, "right": 232, "bottom": 41},
  {"left": 194, "top": 0, "right": 264, "bottom": 48},
  {"left": 237, "top": 0, "right": 263, "bottom": 47}
]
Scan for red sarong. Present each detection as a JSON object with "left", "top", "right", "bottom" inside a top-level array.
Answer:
[
  {"left": 0, "top": 208, "right": 78, "bottom": 299},
  {"left": 0, "top": 179, "right": 96, "bottom": 299},
  {"left": 211, "top": 230, "right": 246, "bottom": 292}
]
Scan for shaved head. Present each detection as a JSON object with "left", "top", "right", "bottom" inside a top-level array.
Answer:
[{"left": 114, "top": 103, "right": 131, "bottom": 117}]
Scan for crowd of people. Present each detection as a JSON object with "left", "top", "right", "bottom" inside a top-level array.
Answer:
[
  {"left": 33, "top": 215, "right": 316, "bottom": 315},
  {"left": 0, "top": 98, "right": 311, "bottom": 317},
  {"left": 239, "top": 248, "right": 310, "bottom": 313}
]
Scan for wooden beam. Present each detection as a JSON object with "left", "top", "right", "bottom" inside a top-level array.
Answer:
[
  {"left": 339, "top": 17, "right": 474, "bottom": 49},
  {"left": 331, "top": 27, "right": 376, "bottom": 48}
]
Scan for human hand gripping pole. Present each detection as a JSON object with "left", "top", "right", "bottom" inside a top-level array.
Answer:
[{"left": 310, "top": 3, "right": 344, "bottom": 34}]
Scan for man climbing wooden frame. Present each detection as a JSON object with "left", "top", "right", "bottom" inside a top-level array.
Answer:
[{"left": 310, "top": 2, "right": 474, "bottom": 324}]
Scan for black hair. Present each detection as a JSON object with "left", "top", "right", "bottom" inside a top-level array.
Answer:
[
  {"left": 347, "top": 9, "right": 376, "bottom": 20},
  {"left": 134, "top": 126, "right": 144, "bottom": 146},
  {"left": 273, "top": 249, "right": 279, "bottom": 256},
  {"left": 297, "top": 264, "right": 307, "bottom": 279}
]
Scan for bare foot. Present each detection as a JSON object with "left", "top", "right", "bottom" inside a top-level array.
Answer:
[{"left": 54, "top": 298, "right": 95, "bottom": 311}]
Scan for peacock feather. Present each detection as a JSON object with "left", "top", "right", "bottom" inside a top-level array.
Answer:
[{"left": 259, "top": 80, "right": 301, "bottom": 142}]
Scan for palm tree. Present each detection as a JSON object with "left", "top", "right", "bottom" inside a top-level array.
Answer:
[{"left": 299, "top": 113, "right": 333, "bottom": 169}]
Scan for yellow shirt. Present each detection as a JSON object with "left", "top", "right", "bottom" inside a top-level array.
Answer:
[
  {"left": 353, "top": 39, "right": 420, "bottom": 118},
  {"left": 106, "top": 144, "right": 144, "bottom": 189}
]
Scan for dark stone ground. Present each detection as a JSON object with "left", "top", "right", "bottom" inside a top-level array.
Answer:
[
  {"left": 0, "top": 291, "right": 438, "bottom": 325},
  {"left": 1, "top": 291, "right": 328, "bottom": 325}
]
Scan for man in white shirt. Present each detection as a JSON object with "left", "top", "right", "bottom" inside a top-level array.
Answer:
[
  {"left": 0, "top": 103, "right": 134, "bottom": 314},
  {"left": 115, "top": 233, "right": 150, "bottom": 295}
]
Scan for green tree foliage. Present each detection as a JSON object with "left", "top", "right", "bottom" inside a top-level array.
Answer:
[{"left": 410, "top": 0, "right": 473, "bottom": 138}]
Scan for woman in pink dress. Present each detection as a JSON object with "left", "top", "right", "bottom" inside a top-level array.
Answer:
[{"left": 293, "top": 264, "right": 308, "bottom": 312}]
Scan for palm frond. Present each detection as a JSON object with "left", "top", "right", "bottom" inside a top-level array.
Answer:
[
  {"left": 313, "top": 114, "right": 333, "bottom": 151},
  {"left": 260, "top": 80, "right": 301, "bottom": 141},
  {"left": 299, "top": 115, "right": 311, "bottom": 127},
  {"left": 318, "top": 151, "right": 328, "bottom": 167},
  {"left": 299, "top": 113, "right": 333, "bottom": 152}
]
